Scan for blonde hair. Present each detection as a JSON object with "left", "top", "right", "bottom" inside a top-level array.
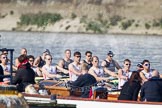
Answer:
[
  {"left": 81, "top": 63, "right": 88, "bottom": 71},
  {"left": 152, "top": 70, "right": 160, "bottom": 78}
]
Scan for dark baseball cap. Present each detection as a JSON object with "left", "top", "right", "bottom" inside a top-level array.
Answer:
[
  {"left": 137, "top": 63, "right": 143, "bottom": 68},
  {"left": 107, "top": 51, "right": 114, "bottom": 57},
  {"left": 44, "top": 49, "right": 50, "bottom": 54}
]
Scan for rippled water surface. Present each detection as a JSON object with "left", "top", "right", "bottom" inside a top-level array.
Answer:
[{"left": 0, "top": 31, "right": 162, "bottom": 73}]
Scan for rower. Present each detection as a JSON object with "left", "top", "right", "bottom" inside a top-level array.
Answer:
[
  {"left": 33, "top": 49, "right": 50, "bottom": 77},
  {"left": 89, "top": 56, "right": 118, "bottom": 82},
  {"left": 68, "top": 51, "right": 82, "bottom": 82},
  {"left": 41, "top": 54, "right": 62, "bottom": 80},
  {"left": 0, "top": 48, "right": 14, "bottom": 84},
  {"left": 80, "top": 51, "right": 93, "bottom": 70},
  {"left": 101, "top": 51, "right": 121, "bottom": 77},
  {"left": 56, "top": 49, "right": 73, "bottom": 76}
]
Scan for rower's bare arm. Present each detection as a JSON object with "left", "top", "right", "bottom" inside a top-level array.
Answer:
[
  {"left": 68, "top": 64, "right": 81, "bottom": 76},
  {"left": 33, "top": 57, "right": 40, "bottom": 67},
  {"left": 35, "top": 67, "right": 43, "bottom": 76},
  {"left": 12, "top": 59, "right": 19, "bottom": 71},
  {"left": 58, "top": 59, "right": 64, "bottom": 68},
  {"left": 80, "top": 60, "right": 84, "bottom": 64},
  {"left": 101, "top": 61, "right": 106, "bottom": 67},
  {"left": 104, "top": 67, "right": 118, "bottom": 77},
  {"left": 4, "top": 71, "right": 10, "bottom": 75},
  {"left": 57, "top": 60, "right": 69, "bottom": 74},
  {"left": 139, "top": 71, "right": 148, "bottom": 82},
  {"left": 42, "top": 66, "right": 61, "bottom": 78},
  {"left": 160, "top": 74, "right": 162, "bottom": 78},
  {"left": 118, "top": 69, "right": 127, "bottom": 80},
  {"left": 14, "top": 58, "right": 19, "bottom": 67},
  {"left": 12, "top": 65, "right": 17, "bottom": 71},
  {"left": 56, "top": 65, "right": 69, "bottom": 74},
  {"left": 88, "top": 69, "right": 105, "bottom": 82}
]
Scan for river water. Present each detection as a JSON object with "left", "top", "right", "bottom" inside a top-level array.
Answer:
[{"left": 0, "top": 31, "right": 162, "bottom": 73}]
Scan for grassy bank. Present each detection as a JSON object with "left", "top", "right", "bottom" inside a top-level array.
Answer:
[{"left": 0, "top": 0, "right": 162, "bottom": 35}]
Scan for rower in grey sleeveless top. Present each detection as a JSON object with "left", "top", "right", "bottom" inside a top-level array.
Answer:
[{"left": 101, "top": 51, "right": 121, "bottom": 73}]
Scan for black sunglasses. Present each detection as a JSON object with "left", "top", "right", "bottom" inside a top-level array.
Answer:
[{"left": 125, "top": 64, "right": 131, "bottom": 66}]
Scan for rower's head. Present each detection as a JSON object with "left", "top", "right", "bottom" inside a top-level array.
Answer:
[
  {"left": 42, "top": 49, "right": 50, "bottom": 59},
  {"left": 0, "top": 53, "right": 8, "bottom": 63},
  {"left": 20, "top": 48, "right": 27, "bottom": 55},
  {"left": 129, "top": 71, "right": 142, "bottom": 85},
  {"left": 152, "top": 70, "right": 160, "bottom": 78},
  {"left": 64, "top": 49, "right": 71, "bottom": 59},
  {"left": 1, "top": 48, "right": 8, "bottom": 56},
  {"left": 74, "top": 51, "right": 81, "bottom": 63},
  {"left": 81, "top": 63, "right": 89, "bottom": 74},
  {"left": 107, "top": 51, "right": 114, "bottom": 60},
  {"left": 44, "top": 49, "right": 50, "bottom": 55},
  {"left": 137, "top": 63, "right": 143, "bottom": 71},
  {"left": 123, "top": 59, "right": 131, "bottom": 69},
  {"left": 45, "top": 54, "right": 53, "bottom": 64},
  {"left": 27, "top": 55, "right": 35, "bottom": 66},
  {"left": 85, "top": 51, "right": 92, "bottom": 62},
  {"left": 142, "top": 59, "right": 150, "bottom": 70},
  {"left": 18, "top": 54, "right": 28, "bottom": 63},
  {"left": 92, "top": 56, "right": 99, "bottom": 66}
]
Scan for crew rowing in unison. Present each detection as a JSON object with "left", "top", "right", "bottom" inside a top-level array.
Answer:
[{"left": 0, "top": 48, "right": 162, "bottom": 102}]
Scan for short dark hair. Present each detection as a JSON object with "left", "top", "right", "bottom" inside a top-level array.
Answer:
[
  {"left": 27, "top": 55, "right": 35, "bottom": 60},
  {"left": 142, "top": 59, "right": 150, "bottom": 65},
  {"left": 74, "top": 51, "right": 81, "bottom": 56},
  {"left": 18, "top": 54, "right": 28, "bottom": 63},
  {"left": 124, "top": 59, "right": 131, "bottom": 63},
  {"left": 1, "top": 48, "right": 8, "bottom": 53},
  {"left": 137, "top": 63, "right": 143, "bottom": 68},
  {"left": 85, "top": 51, "right": 92, "bottom": 55},
  {"left": 129, "top": 71, "right": 142, "bottom": 85}
]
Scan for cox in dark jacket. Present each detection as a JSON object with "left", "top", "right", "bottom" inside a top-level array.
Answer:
[
  {"left": 140, "top": 72, "right": 162, "bottom": 102},
  {"left": 118, "top": 71, "right": 142, "bottom": 101},
  {"left": 12, "top": 54, "right": 35, "bottom": 92}
]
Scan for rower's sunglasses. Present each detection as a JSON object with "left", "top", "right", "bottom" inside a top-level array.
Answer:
[
  {"left": 144, "top": 64, "right": 150, "bottom": 66},
  {"left": 125, "top": 64, "right": 131, "bottom": 66}
]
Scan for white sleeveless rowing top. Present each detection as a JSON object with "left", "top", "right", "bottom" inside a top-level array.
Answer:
[
  {"left": 92, "top": 66, "right": 104, "bottom": 77},
  {"left": 141, "top": 70, "right": 153, "bottom": 79},
  {"left": 69, "top": 63, "right": 81, "bottom": 81},
  {"left": 118, "top": 69, "right": 131, "bottom": 89},
  {"left": 0, "top": 63, "right": 11, "bottom": 73},
  {"left": 43, "top": 65, "right": 57, "bottom": 80}
]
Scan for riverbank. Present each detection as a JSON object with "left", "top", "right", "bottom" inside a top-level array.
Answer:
[{"left": 0, "top": 0, "right": 162, "bottom": 35}]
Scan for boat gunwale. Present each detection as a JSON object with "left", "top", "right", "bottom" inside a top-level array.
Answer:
[{"left": 23, "top": 93, "right": 162, "bottom": 105}]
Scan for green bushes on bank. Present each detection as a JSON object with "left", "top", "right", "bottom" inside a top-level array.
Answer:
[
  {"left": 19, "top": 13, "right": 62, "bottom": 27},
  {"left": 121, "top": 19, "right": 134, "bottom": 30},
  {"left": 145, "top": 23, "right": 151, "bottom": 29},
  {"left": 71, "top": 13, "right": 77, "bottom": 19},
  {"left": 17, "top": 11, "right": 162, "bottom": 33},
  {"left": 109, "top": 15, "right": 122, "bottom": 26},
  {"left": 86, "top": 21, "right": 103, "bottom": 33}
]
